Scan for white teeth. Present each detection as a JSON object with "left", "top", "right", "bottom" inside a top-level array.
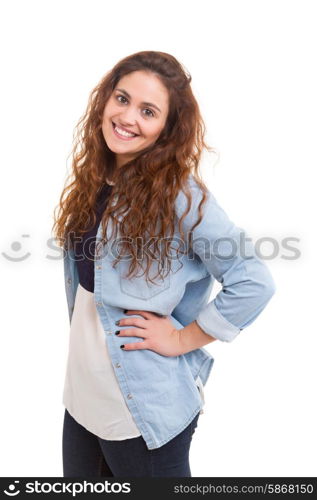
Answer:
[{"left": 114, "top": 125, "right": 137, "bottom": 138}]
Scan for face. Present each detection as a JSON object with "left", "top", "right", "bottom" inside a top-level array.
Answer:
[{"left": 102, "top": 70, "right": 169, "bottom": 168}]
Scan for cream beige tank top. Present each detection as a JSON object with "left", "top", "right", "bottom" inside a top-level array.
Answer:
[{"left": 62, "top": 283, "right": 142, "bottom": 439}]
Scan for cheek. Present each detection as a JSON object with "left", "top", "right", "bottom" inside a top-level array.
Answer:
[
  {"left": 145, "top": 124, "right": 164, "bottom": 140},
  {"left": 148, "top": 128, "right": 164, "bottom": 142},
  {"left": 102, "top": 106, "right": 111, "bottom": 122},
  {"left": 102, "top": 100, "right": 116, "bottom": 120}
]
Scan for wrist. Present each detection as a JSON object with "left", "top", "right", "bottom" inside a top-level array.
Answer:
[{"left": 179, "top": 320, "right": 217, "bottom": 354}]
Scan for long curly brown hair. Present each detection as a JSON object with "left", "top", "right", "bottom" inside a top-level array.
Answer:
[{"left": 52, "top": 50, "right": 216, "bottom": 285}]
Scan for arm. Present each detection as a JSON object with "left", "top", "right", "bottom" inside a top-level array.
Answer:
[
  {"left": 174, "top": 175, "right": 276, "bottom": 345},
  {"left": 179, "top": 319, "right": 217, "bottom": 354}
]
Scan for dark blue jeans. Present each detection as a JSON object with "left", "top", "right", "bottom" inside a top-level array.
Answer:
[{"left": 62, "top": 408, "right": 200, "bottom": 477}]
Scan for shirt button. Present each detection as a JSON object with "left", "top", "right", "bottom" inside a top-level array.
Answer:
[
  {"left": 127, "top": 394, "right": 133, "bottom": 399},
  {"left": 96, "top": 301, "right": 102, "bottom": 306},
  {"left": 67, "top": 277, "right": 72, "bottom": 284},
  {"left": 115, "top": 363, "right": 121, "bottom": 368},
  {"left": 96, "top": 265, "right": 102, "bottom": 270}
]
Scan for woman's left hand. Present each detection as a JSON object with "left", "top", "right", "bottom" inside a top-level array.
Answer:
[{"left": 115, "top": 310, "right": 185, "bottom": 357}]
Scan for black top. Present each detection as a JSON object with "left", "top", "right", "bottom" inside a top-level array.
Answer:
[{"left": 73, "top": 184, "right": 113, "bottom": 292}]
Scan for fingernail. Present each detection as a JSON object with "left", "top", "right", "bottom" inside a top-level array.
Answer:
[
  {"left": 115, "top": 330, "right": 120, "bottom": 335},
  {"left": 115, "top": 320, "right": 120, "bottom": 325},
  {"left": 123, "top": 309, "right": 128, "bottom": 314},
  {"left": 120, "top": 344, "right": 125, "bottom": 349}
]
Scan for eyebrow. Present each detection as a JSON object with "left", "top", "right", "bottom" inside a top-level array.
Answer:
[{"left": 115, "top": 88, "right": 162, "bottom": 113}]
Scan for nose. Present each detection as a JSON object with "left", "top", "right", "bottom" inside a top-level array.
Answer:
[{"left": 118, "top": 106, "right": 139, "bottom": 125}]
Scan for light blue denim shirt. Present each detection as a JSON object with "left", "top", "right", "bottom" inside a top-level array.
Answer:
[{"left": 63, "top": 174, "right": 276, "bottom": 450}]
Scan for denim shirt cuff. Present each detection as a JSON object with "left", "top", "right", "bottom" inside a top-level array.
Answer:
[{"left": 195, "top": 301, "right": 241, "bottom": 343}]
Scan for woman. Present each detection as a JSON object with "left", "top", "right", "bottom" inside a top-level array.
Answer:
[{"left": 52, "top": 51, "right": 276, "bottom": 477}]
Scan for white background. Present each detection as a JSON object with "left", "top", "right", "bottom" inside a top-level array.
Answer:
[{"left": 0, "top": 0, "right": 315, "bottom": 477}]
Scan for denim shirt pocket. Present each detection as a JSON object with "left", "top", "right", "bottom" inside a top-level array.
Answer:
[{"left": 118, "top": 259, "right": 171, "bottom": 300}]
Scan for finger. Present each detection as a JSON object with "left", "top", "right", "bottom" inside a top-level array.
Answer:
[
  {"left": 124, "top": 310, "right": 153, "bottom": 320},
  {"left": 126, "top": 310, "right": 164, "bottom": 319},
  {"left": 120, "top": 341, "right": 148, "bottom": 350},
  {"left": 115, "top": 328, "right": 147, "bottom": 338},
  {"left": 118, "top": 317, "right": 146, "bottom": 329}
]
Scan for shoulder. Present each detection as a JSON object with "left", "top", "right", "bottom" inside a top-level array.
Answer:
[{"left": 174, "top": 173, "right": 216, "bottom": 219}]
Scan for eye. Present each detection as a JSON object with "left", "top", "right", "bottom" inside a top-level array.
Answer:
[
  {"left": 116, "top": 95, "right": 127, "bottom": 104},
  {"left": 143, "top": 108, "right": 155, "bottom": 118},
  {"left": 115, "top": 94, "right": 155, "bottom": 117}
]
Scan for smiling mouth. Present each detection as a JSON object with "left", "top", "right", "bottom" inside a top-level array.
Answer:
[{"left": 112, "top": 121, "right": 140, "bottom": 140}]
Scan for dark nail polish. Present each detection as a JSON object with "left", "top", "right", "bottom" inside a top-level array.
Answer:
[
  {"left": 115, "top": 320, "right": 120, "bottom": 325},
  {"left": 115, "top": 330, "right": 120, "bottom": 335},
  {"left": 120, "top": 344, "right": 125, "bottom": 349},
  {"left": 123, "top": 309, "right": 128, "bottom": 313}
]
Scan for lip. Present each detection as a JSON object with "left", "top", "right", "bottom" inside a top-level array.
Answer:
[{"left": 112, "top": 121, "right": 140, "bottom": 140}]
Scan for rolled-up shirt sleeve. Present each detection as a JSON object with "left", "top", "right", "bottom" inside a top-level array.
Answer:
[{"left": 175, "top": 177, "right": 276, "bottom": 342}]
